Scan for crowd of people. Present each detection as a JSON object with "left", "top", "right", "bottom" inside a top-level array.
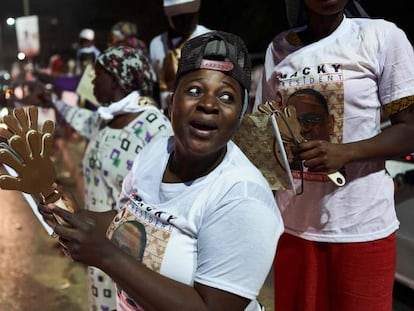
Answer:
[{"left": 0, "top": 0, "right": 414, "bottom": 311}]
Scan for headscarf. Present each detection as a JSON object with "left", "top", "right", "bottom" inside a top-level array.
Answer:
[{"left": 96, "top": 45, "right": 156, "bottom": 96}]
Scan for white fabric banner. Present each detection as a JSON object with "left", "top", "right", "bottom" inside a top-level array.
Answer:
[{"left": 15, "top": 15, "right": 40, "bottom": 57}]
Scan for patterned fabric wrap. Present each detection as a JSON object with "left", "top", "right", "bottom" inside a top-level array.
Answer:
[
  {"left": 384, "top": 96, "right": 414, "bottom": 115},
  {"left": 97, "top": 45, "right": 156, "bottom": 96}
]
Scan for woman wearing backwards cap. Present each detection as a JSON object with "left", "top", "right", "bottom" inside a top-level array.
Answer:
[
  {"left": 254, "top": 0, "right": 414, "bottom": 310},
  {"left": 48, "top": 45, "right": 172, "bottom": 311},
  {"left": 40, "top": 31, "right": 283, "bottom": 311}
]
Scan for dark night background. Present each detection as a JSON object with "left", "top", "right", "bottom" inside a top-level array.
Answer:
[{"left": 0, "top": 0, "right": 413, "bottom": 70}]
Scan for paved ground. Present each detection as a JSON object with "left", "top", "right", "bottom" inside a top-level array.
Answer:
[{"left": 0, "top": 185, "right": 88, "bottom": 311}]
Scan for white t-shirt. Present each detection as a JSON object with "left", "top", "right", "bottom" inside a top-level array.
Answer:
[
  {"left": 107, "top": 136, "right": 283, "bottom": 311},
  {"left": 255, "top": 16, "right": 414, "bottom": 243}
]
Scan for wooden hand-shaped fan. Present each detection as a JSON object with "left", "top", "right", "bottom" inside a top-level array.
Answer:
[
  {"left": 257, "top": 100, "right": 346, "bottom": 187},
  {"left": 0, "top": 106, "right": 73, "bottom": 225}
]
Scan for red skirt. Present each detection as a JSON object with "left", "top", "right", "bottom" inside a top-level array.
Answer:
[{"left": 273, "top": 232, "right": 396, "bottom": 311}]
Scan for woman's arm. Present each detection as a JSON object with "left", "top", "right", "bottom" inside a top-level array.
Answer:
[{"left": 52, "top": 99, "right": 97, "bottom": 138}]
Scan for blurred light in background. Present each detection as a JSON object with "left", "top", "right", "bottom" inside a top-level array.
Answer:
[
  {"left": 17, "top": 52, "right": 26, "bottom": 60},
  {"left": 6, "top": 17, "right": 15, "bottom": 26}
]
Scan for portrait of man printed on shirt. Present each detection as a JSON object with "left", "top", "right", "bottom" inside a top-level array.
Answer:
[{"left": 283, "top": 87, "right": 337, "bottom": 179}]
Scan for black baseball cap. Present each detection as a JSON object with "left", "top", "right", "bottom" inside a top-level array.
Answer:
[{"left": 175, "top": 31, "right": 252, "bottom": 94}]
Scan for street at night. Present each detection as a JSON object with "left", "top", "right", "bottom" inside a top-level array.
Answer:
[{"left": 1, "top": 1, "right": 414, "bottom": 310}]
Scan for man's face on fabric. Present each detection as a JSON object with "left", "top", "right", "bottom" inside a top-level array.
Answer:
[{"left": 287, "top": 92, "right": 334, "bottom": 141}]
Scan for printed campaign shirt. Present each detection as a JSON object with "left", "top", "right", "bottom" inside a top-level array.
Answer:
[
  {"left": 106, "top": 137, "right": 283, "bottom": 311},
  {"left": 254, "top": 16, "right": 414, "bottom": 242}
]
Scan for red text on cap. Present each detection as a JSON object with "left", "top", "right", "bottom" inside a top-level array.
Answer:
[{"left": 200, "top": 59, "right": 234, "bottom": 72}]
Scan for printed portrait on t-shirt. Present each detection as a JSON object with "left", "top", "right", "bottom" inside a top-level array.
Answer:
[
  {"left": 275, "top": 62, "right": 345, "bottom": 182},
  {"left": 111, "top": 220, "right": 147, "bottom": 260},
  {"left": 107, "top": 195, "right": 174, "bottom": 311}
]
